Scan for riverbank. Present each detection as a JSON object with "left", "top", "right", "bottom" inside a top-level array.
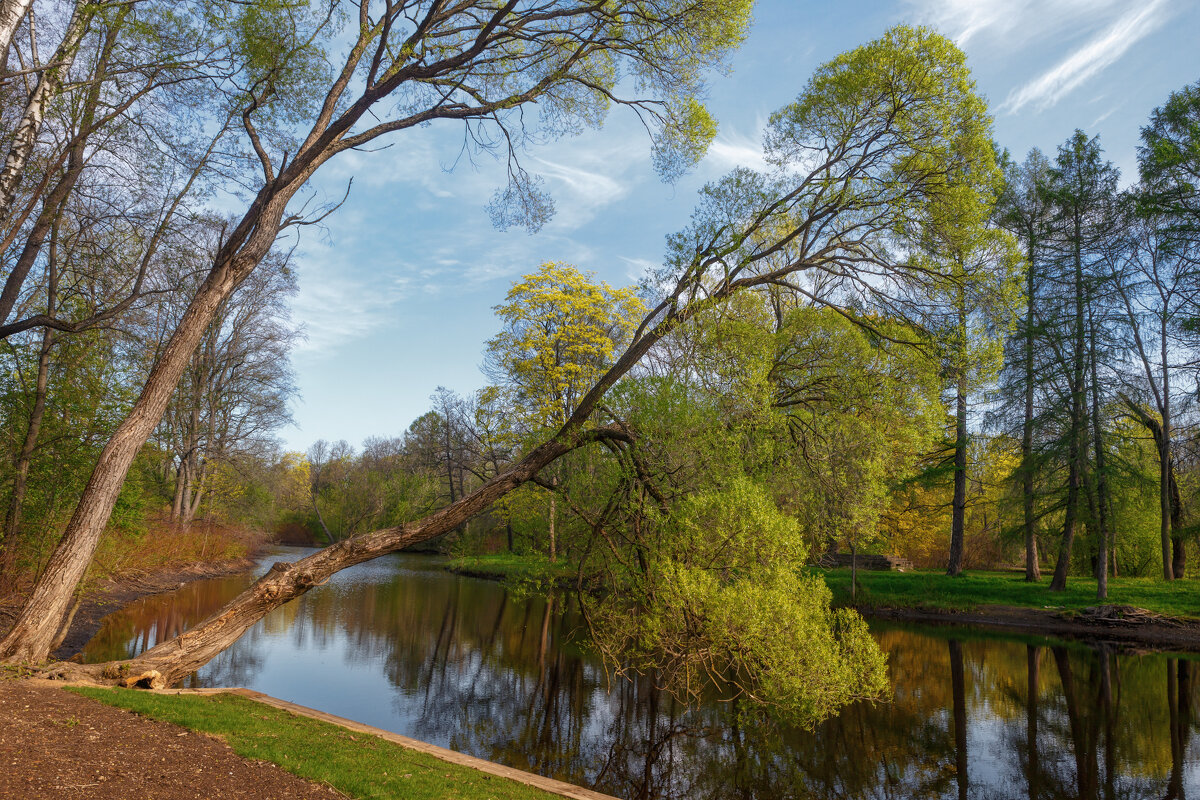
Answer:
[
  {"left": 49, "top": 555, "right": 261, "bottom": 661},
  {"left": 0, "top": 523, "right": 269, "bottom": 662},
  {"left": 823, "top": 566, "right": 1200, "bottom": 650},
  {"left": 446, "top": 553, "right": 579, "bottom": 588},
  {"left": 1, "top": 678, "right": 589, "bottom": 800},
  {"left": 445, "top": 554, "right": 1200, "bottom": 650}
]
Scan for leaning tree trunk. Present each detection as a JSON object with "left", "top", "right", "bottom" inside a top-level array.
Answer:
[
  {"left": 49, "top": 428, "right": 614, "bottom": 685},
  {"left": 0, "top": 188, "right": 291, "bottom": 663}
]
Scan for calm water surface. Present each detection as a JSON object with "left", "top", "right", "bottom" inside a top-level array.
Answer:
[{"left": 82, "top": 547, "right": 1200, "bottom": 799}]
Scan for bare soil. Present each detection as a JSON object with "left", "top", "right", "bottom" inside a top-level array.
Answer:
[{"left": 0, "top": 679, "right": 346, "bottom": 800}]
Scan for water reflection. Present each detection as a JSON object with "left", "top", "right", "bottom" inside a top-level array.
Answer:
[{"left": 82, "top": 550, "right": 1200, "bottom": 799}]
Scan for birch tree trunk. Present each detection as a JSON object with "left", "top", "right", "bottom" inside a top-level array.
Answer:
[
  {"left": 0, "top": 1, "right": 92, "bottom": 224},
  {"left": 0, "top": 0, "right": 32, "bottom": 69}
]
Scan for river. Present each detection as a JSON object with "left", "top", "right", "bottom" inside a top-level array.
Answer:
[{"left": 81, "top": 547, "right": 1200, "bottom": 799}]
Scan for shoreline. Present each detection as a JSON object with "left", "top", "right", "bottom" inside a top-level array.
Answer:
[
  {"left": 853, "top": 603, "right": 1200, "bottom": 652},
  {"left": 443, "top": 556, "right": 1200, "bottom": 653},
  {"left": 51, "top": 553, "right": 261, "bottom": 661}
]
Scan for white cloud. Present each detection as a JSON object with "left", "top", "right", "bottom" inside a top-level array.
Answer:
[
  {"left": 703, "top": 129, "right": 768, "bottom": 173},
  {"left": 290, "top": 250, "right": 410, "bottom": 356},
  {"left": 1000, "top": 0, "right": 1169, "bottom": 114},
  {"left": 535, "top": 157, "right": 626, "bottom": 209},
  {"left": 906, "top": 0, "right": 1125, "bottom": 46},
  {"left": 618, "top": 255, "right": 659, "bottom": 284}
]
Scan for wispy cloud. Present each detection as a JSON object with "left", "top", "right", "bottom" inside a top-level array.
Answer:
[
  {"left": 290, "top": 250, "right": 410, "bottom": 356},
  {"left": 703, "top": 128, "right": 768, "bottom": 173},
  {"left": 908, "top": 0, "right": 1023, "bottom": 45},
  {"left": 906, "top": 0, "right": 1127, "bottom": 46},
  {"left": 1000, "top": 0, "right": 1169, "bottom": 114}
]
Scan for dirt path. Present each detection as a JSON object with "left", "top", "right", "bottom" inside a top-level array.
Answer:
[{"left": 0, "top": 679, "right": 346, "bottom": 800}]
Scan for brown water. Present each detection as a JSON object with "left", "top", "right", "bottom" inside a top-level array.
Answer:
[{"left": 82, "top": 548, "right": 1200, "bottom": 799}]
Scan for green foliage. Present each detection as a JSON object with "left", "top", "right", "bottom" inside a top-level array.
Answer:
[
  {"left": 589, "top": 478, "right": 888, "bottom": 726},
  {"left": 1139, "top": 80, "right": 1200, "bottom": 222},
  {"left": 485, "top": 262, "right": 644, "bottom": 433},
  {"left": 821, "top": 567, "right": 1200, "bottom": 619},
  {"left": 214, "top": 0, "right": 333, "bottom": 126}
]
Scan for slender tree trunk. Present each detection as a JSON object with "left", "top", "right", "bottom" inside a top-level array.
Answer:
[
  {"left": 183, "top": 461, "right": 206, "bottom": 524},
  {"left": 170, "top": 461, "right": 186, "bottom": 522},
  {"left": 0, "top": 2, "right": 92, "bottom": 224},
  {"left": 1163, "top": 330, "right": 1183, "bottom": 580},
  {"left": 1022, "top": 243, "right": 1040, "bottom": 581},
  {"left": 1051, "top": 212, "right": 1088, "bottom": 592},
  {"left": 948, "top": 365, "right": 967, "bottom": 576},
  {"left": 1088, "top": 311, "right": 1110, "bottom": 600}
]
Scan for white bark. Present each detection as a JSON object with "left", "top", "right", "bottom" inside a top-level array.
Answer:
[
  {"left": 0, "top": 1, "right": 89, "bottom": 222},
  {"left": 0, "top": 0, "right": 32, "bottom": 70}
]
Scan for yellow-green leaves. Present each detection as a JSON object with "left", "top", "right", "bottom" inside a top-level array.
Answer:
[
  {"left": 605, "top": 478, "right": 888, "bottom": 726},
  {"left": 485, "top": 262, "right": 645, "bottom": 432},
  {"left": 764, "top": 25, "right": 995, "bottom": 240}
]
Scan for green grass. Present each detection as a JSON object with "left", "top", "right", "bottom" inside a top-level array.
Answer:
[
  {"left": 820, "top": 567, "right": 1200, "bottom": 619},
  {"left": 447, "top": 553, "right": 575, "bottom": 584},
  {"left": 69, "top": 688, "right": 564, "bottom": 800}
]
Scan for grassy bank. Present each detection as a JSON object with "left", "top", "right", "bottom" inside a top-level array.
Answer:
[
  {"left": 821, "top": 567, "right": 1200, "bottom": 619},
  {"left": 447, "top": 553, "right": 576, "bottom": 585},
  {"left": 70, "top": 688, "right": 565, "bottom": 800}
]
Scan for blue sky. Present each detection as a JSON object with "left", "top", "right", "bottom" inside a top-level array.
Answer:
[{"left": 279, "top": 0, "right": 1200, "bottom": 453}]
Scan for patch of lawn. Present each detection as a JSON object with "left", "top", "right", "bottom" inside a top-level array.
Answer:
[
  {"left": 820, "top": 567, "right": 1200, "bottom": 619},
  {"left": 69, "top": 688, "right": 565, "bottom": 800},
  {"left": 447, "top": 553, "right": 575, "bottom": 584}
]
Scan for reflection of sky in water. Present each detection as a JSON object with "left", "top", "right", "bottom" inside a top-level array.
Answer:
[{"left": 82, "top": 547, "right": 1200, "bottom": 800}]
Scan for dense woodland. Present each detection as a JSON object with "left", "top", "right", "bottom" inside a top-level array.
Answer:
[{"left": 0, "top": 0, "right": 1197, "bottom": 720}]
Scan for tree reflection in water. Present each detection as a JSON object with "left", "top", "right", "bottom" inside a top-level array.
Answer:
[{"left": 80, "top": 552, "right": 1200, "bottom": 799}]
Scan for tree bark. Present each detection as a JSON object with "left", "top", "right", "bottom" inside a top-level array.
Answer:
[
  {"left": 1050, "top": 208, "right": 1088, "bottom": 592},
  {"left": 0, "top": 186, "right": 292, "bottom": 662},
  {"left": 0, "top": 0, "right": 32, "bottom": 69},
  {"left": 1022, "top": 240, "right": 1040, "bottom": 581},
  {"left": 947, "top": 365, "right": 967, "bottom": 576},
  {"left": 1087, "top": 310, "right": 1110, "bottom": 600},
  {"left": 0, "top": 1, "right": 92, "bottom": 224}
]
